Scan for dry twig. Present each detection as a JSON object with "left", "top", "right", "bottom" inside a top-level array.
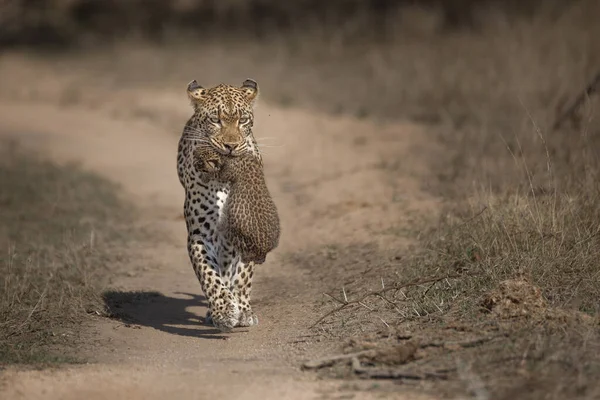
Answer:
[
  {"left": 311, "top": 273, "right": 471, "bottom": 328},
  {"left": 302, "top": 334, "right": 505, "bottom": 372},
  {"left": 420, "top": 333, "right": 508, "bottom": 349},
  {"left": 351, "top": 356, "right": 449, "bottom": 380},
  {"left": 301, "top": 350, "right": 375, "bottom": 370}
]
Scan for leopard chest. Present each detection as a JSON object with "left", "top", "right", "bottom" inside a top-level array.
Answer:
[{"left": 178, "top": 141, "right": 229, "bottom": 240}]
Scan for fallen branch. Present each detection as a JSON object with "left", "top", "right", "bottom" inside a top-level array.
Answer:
[
  {"left": 304, "top": 341, "right": 418, "bottom": 370},
  {"left": 302, "top": 334, "right": 506, "bottom": 372},
  {"left": 301, "top": 350, "right": 375, "bottom": 370},
  {"left": 351, "top": 357, "right": 448, "bottom": 381},
  {"left": 553, "top": 71, "right": 600, "bottom": 131},
  {"left": 310, "top": 273, "right": 471, "bottom": 328},
  {"left": 420, "top": 333, "right": 508, "bottom": 349}
]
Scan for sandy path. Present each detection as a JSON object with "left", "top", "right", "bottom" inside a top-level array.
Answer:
[{"left": 0, "top": 90, "right": 439, "bottom": 399}]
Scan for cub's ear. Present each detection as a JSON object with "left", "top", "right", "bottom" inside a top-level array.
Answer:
[
  {"left": 241, "top": 79, "right": 259, "bottom": 103},
  {"left": 187, "top": 80, "right": 207, "bottom": 105}
]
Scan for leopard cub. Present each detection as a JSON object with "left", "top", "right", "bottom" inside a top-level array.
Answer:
[{"left": 194, "top": 147, "right": 280, "bottom": 264}]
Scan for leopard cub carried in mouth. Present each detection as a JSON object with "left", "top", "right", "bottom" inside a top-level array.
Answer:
[{"left": 194, "top": 146, "right": 280, "bottom": 264}]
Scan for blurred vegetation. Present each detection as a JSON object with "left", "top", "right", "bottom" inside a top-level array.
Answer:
[{"left": 0, "top": 0, "right": 559, "bottom": 48}]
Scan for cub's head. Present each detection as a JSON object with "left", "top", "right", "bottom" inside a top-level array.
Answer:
[{"left": 185, "top": 79, "right": 259, "bottom": 156}]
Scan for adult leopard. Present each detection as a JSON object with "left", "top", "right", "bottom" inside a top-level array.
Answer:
[{"left": 176, "top": 79, "right": 264, "bottom": 331}]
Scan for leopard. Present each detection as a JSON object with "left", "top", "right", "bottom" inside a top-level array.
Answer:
[
  {"left": 193, "top": 146, "right": 280, "bottom": 265},
  {"left": 176, "top": 78, "right": 268, "bottom": 331}
]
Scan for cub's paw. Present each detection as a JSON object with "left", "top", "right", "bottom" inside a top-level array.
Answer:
[
  {"left": 193, "top": 148, "right": 222, "bottom": 174},
  {"left": 194, "top": 158, "right": 221, "bottom": 175},
  {"left": 203, "top": 157, "right": 222, "bottom": 172},
  {"left": 236, "top": 310, "right": 258, "bottom": 327}
]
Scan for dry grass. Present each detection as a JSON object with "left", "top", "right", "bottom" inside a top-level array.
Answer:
[
  {"left": 0, "top": 140, "right": 135, "bottom": 365},
  {"left": 305, "top": 166, "right": 600, "bottom": 398}
]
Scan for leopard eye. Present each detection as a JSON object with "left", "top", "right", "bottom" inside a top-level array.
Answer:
[
  {"left": 208, "top": 117, "right": 220, "bottom": 124},
  {"left": 239, "top": 117, "right": 250, "bottom": 125}
]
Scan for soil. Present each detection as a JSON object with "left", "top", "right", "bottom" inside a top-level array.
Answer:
[{"left": 0, "top": 66, "right": 440, "bottom": 399}]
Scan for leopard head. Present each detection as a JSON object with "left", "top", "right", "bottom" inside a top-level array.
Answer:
[{"left": 184, "top": 79, "right": 259, "bottom": 157}]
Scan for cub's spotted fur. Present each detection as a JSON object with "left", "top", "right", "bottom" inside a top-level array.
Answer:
[{"left": 194, "top": 147, "right": 280, "bottom": 264}]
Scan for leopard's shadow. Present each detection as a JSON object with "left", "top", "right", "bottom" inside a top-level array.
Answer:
[{"left": 102, "top": 290, "right": 228, "bottom": 339}]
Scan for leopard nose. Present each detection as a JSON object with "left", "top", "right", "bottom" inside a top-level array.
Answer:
[{"left": 223, "top": 143, "right": 234, "bottom": 153}]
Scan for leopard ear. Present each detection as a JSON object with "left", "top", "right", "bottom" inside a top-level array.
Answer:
[
  {"left": 187, "top": 80, "right": 207, "bottom": 106},
  {"left": 241, "top": 79, "right": 259, "bottom": 103}
]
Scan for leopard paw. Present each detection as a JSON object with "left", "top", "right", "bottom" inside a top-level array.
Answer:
[
  {"left": 211, "top": 311, "right": 238, "bottom": 332},
  {"left": 209, "top": 302, "right": 240, "bottom": 332},
  {"left": 236, "top": 310, "right": 258, "bottom": 327}
]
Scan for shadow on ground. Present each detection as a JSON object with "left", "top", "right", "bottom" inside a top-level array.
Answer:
[{"left": 102, "top": 290, "right": 229, "bottom": 340}]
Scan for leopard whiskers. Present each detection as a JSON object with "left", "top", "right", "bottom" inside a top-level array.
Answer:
[
  {"left": 189, "top": 143, "right": 215, "bottom": 153},
  {"left": 182, "top": 133, "right": 210, "bottom": 141},
  {"left": 182, "top": 125, "right": 208, "bottom": 138},
  {"left": 256, "top": 142, "right": 286, "bottom": 148},
  {"left": 183, "top": 138, "right": 212, "bottom": 144},
  {"left": 254, "top": 137, "right": 282, "bottom": 144},
  {"left": 254, "top": 137, "right": 284, "bottom": 150}
]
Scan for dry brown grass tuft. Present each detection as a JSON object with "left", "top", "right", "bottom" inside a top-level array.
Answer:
[
  {"left": 0, "top": 140, "right": 135, "bottom": 365},
  {"left": 425, "top": 188, "right": 600, "bottom": 314},
  {"left": 306, "top": 168, "right": 600, "bottom": 397}
]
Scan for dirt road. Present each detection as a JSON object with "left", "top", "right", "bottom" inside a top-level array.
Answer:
[{"left": 0, "top": 87, "right": 439, "bottom": 399}]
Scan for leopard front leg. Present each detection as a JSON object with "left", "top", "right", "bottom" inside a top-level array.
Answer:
[
  {"left": 188, "top": 237, "right": 240, "bottom": 331},
  {"left": 231, "top": 259, "right": 258, "bottom": 327}
]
